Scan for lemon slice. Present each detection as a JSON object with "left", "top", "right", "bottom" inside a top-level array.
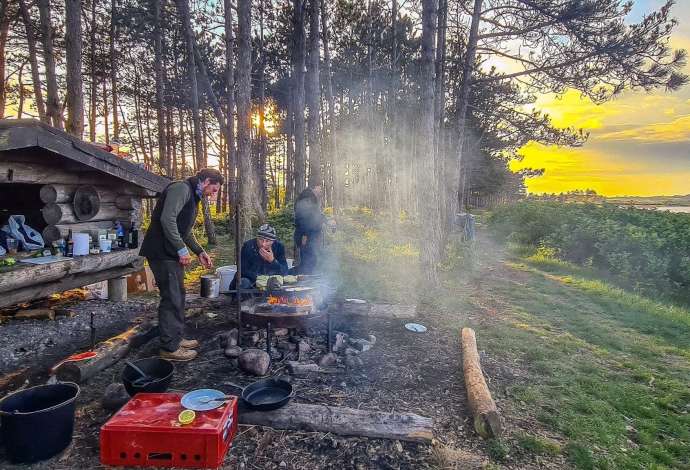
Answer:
[{"left": 178, "top": 409, "right": 196, "bottom": 425}]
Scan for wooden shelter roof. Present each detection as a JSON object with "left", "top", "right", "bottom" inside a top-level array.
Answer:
[{"left": 0, "top": 119, "right": 169, "bottom": 193}]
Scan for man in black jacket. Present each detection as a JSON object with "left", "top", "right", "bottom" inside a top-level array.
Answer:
[
  {"left": 140, "top": 168, "right": 223, "bottom": 361},
  {"left": 233, "top": 224, "right": 288, "bottom": 289}
]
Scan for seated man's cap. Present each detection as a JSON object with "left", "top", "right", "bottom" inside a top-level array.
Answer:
[{"left": 257, "top": 224, "right": 277, "bottom": 241}]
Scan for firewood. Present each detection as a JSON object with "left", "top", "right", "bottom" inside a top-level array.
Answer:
[
  {"left": 55, "top": 320, "right": 155, "bottom": 383},
  {"left": 14, "top": 308, "right": 56, "bottom": 320},
  {"left": 460, "top": 328, "right": 502, "bottom": 438},
  {"left": 239, "top": 403, "right": 434, "bottom": 443}
]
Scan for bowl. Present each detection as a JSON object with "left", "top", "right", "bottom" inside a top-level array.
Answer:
[{"left": 122, "top": 358, "right": 174, "bottom": 397}]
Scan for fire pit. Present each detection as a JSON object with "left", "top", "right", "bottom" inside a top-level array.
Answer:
[{"left": 239, "top": 285, "right": 335, "bottom": 355}]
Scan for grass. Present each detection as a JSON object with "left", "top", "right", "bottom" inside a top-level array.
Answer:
[
  {"left": 192, "top": 212, "right": 690, "bottom": 469},
  {"left": 325, "top": 215, "right": 690, "bottom": 470}
]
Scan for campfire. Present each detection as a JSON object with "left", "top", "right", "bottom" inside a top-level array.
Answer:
[{"left": 267, "top": 295, "right": 313, "bottom": 307}]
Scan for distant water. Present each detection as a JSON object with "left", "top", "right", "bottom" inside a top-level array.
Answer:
[{"left": 653, "top": 206, "right": 690, "bottom": 214}]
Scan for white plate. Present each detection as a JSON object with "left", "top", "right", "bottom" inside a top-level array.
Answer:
[{"left": 404, "top": 323, "right": 427, "bottom": 333}]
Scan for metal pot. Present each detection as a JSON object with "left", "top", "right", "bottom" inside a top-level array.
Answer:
[{"left": 200, "top": 274, "right": 220, "bottom": 298}]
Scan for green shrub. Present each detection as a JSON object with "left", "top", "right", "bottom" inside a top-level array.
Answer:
[{"left": 488, "top": 201, "right": 690, "bottom": 304}]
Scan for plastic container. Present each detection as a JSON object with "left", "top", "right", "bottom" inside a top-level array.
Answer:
[
  {"left": 215, "top": 266, "right": 237, "bottom": 293},
  {"left": 72, "top": 233, "right": 90, "bottom": 256},
  {"left": 5, "top": 237, "right": 18, "bottom": 255},
  {"left": 100, "top": 393, "right": 238, "bottom": 469},
  {"left": 0, "top": 382, "right": 80, "bottom": 463},
  {"left": 99, "top": 239, "right": 112, "bottom": 253}
]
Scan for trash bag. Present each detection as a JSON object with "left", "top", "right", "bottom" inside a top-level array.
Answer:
[{"left": 1, "top": 215, "right": 45, "bottom": 251}]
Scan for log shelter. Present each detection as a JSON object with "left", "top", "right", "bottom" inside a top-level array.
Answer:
[{"left": 0, "top": 119, "right": 169, "bottom": 308}]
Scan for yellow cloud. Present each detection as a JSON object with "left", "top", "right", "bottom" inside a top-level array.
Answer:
[
  {"left": 512, "top": 142, "right": 690, "bottom": 196},
  {"left": 597, "top": 114, "right": 690, "bottom": 143}
]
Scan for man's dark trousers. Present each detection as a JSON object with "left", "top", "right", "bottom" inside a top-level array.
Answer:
[{"left": 148, "top": 259, "right": 185, "bottom": 352}]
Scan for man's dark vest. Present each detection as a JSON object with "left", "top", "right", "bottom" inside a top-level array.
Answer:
[{"left": 140, "top": 177, "right": 200, "bottom": 260}]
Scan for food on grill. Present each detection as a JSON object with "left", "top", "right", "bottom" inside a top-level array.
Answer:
[
  {"left": 267, "top": 275, "right": 283, "bottom": 290},
  {"left": 255, "top": 275, "right": 270, "bottom": 290},
  {"left": 283, "top": 275, "right": 298, "bottom": 284}
]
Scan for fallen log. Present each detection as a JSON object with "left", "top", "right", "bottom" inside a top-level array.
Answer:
[
  {"left": 55, "top": 320, "right": 155, "bottom": 383},
  {"left": 286, "top": 361, "right": 341, "bottom": 376},
  {"left": 14, "top": 308, "right": 56, "bottom": 320},
  {"left": 461, "top": 328, "right": 502, "bottom": 439},
  {"left": 239, "top": 402, "right": 434, "bottom": 443}
]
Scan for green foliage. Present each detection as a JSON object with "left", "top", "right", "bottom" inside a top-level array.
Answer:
[
  {"left": 516, "top": 433, "right": 561, "bottom": 456},
  {"left": 266, "top": 204, "right": 296, "bottom": 249},
  {"left": 564, "top": 442, "right": 595, "bottom": 470},
  {"left": 486, "top": 439, "right": 510, "bottom": 462},
  {"left": 488, "top": 202, "right": 690, "bottom": 303}
]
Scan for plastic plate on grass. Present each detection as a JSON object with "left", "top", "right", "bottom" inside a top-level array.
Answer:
[{"left": 404, "top": 323, "right": 427, "bottom": 333}]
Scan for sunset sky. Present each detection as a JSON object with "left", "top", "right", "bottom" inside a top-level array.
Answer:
[{"left": 509, "top": 0, "right": 690, "bottom": 196}]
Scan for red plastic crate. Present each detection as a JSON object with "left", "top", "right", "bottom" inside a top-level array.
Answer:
[{"left": 100, "top": 393, "right": 238, "bottom": 469}]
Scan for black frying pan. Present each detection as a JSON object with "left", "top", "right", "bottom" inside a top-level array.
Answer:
[{"left": 226, "top": 378, "right": 294, "bottom": 411}]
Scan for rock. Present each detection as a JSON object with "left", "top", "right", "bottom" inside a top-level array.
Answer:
[
  {"left": 345, "top": 347, "right": 360, "bottom": 356},
  {"left": 239, "top": 349, "right": 271, "bottom": 376},
  {"left": 350, "top": 338, "right": 373, "bottom": 352},
  {"left": 367, "top": 334, "right": 377, "bottom": 345},
  {"left": 319, "top": 353, "right": 338, "bottom": 367},
  {"left": 345, "top": 356, "right": 364, "bottom": 369},
  {"left": 218, "top": 329, "right": 239, "bottom": 349},
  {"left": 102, "top": 383, "right": 130, "bottom": 411},
  {"left": 279, "top": 462, "right": 287, "bottom": 468},
  {"left": 286, "top": 361, "right": 321, "bottom": 375},
  {"left": 225, "top": 346, "right": 243, "bottom": 358},
  {"left": 332, "top": 332, "right": 347, "bottom": 352},
  {"left": 298, "top": 340, "right": 311, "bottom": 354},
  {"left": 273, "top": 328, "right": 289, "bottom": 337}
]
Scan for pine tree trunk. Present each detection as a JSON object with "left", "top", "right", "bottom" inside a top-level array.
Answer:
[
  {"left": 89, "top": 0, "right": 97, "bottom": 142},
  {"left": 176, "top": 0, "right": 216, "bottom": 244},
  {"left": 306, "top": 0, "right": 321, "bottom": 188},
  {"left": 110, "top": 0, "right": 119, "bottom": 140},
  {"left": 292, "top": 0, "right": 307, "bottom": 196},
  {"left": 419, "top": 0, "right": 441, "bottom": 284},
  {"left": 65, "top": 0, "right": 84, "bottom": 138},
  {"left": 37, "top": 0, "right": 62, "bottom": 128},
  {"left": 153, "top": 0, "right": 168, "bottom": 175},
  {"left": 224, "top": 0, "right": 236, "bottom": 213},
  {"left": 0, "top": 0, "right": 10, "bottom": 120},
  {"left": 237, "top": 0, "right": 253, "bottom": 241},
  {"left": 434, "top": 0, "right": 448, "bottom": 227},
  {"left": 258, "top": 2, "right": 268, "bottom": 211},
  {"left": 102, "top": 80, "right": 109, "bottom": 144},
  {"left": 320, "top": 0, "right": 337, "bottom": 210},
  {"left": 454, "top": 0, "right": 482, "bottom": 215},
  {"left": 18, "top": 0, "right": 47, "bottom": 123}
]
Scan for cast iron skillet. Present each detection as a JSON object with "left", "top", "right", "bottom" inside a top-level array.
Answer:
[{"left": 227, "top": 378, "right": 294, "bottom": 411}]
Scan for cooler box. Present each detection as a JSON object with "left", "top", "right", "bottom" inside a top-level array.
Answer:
[{"left": 100, "top": 393, "right": 238, "bottom": 469}]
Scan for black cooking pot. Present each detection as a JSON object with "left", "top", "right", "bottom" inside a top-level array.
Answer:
[
  {"left": 0, "top": 382, "right": 80, "bottom": 463},
  {"left": 122, "top": 358, "right": 174, "bottom": 396}
]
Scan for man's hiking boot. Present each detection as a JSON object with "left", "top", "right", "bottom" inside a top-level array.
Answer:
[
  {"left": 160, "top": 347, "right": 197, "bottom": 362},
  {"left": 179, "top": 338, "right": 199, "bottom": 349}
]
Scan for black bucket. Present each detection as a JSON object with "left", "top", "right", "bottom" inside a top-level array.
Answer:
[{"left": 0, "top": 382, "right": 80, "bottom": 463}]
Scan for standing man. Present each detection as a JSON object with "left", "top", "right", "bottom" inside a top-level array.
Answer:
[
  {"left": 293, "top": 185, "right": 334, "bottom": 273},
  {"left": 140, "top": 168, "right": 223, "bottom": 361}
]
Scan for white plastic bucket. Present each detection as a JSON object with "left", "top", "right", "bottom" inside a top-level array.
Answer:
[
  {"left": 286, "top": 258, "right": 294, "bottom": 269},
  {"left": 72, "top": 233, "right": 90, "bottom": 256},
  {"left": 215, "top": 265, "right": 237, "bottom": 293}
]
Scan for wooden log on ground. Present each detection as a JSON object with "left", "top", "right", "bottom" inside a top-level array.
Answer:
[
  {"left": 0, "top": 249, "right": 141, "bottom": 294},
  {"left": 55, "top": 320, "right": 155, "bottom": 383},
  {"left": 14, "top": 308, "right": 56, "bottom": 320},
  {"left": 239, "top": 402, "right": 434, "bottom": 443},
  {"left": 42, "top": 221, "right": 116, "bottom": 243},
  {"left": 286, "top": 361, "right": 341, "bottom": 376},
  {"left": 42, "top": 202, "right": 130, "bottom": 225},
  {"left": 0, "top": 258, "right": 143, "bottom": 310},
  {"left": 461, "top": 328, "right": 502, "bottom": 438}
]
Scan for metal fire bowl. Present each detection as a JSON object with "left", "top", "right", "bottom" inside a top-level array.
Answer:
[{"left": 242, "top": 307, "right": 326, "bottom": 329}]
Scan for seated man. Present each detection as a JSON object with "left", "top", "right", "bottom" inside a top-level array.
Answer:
[{"left": 232, "top": 224, "right": 288, "bottom": 290}]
